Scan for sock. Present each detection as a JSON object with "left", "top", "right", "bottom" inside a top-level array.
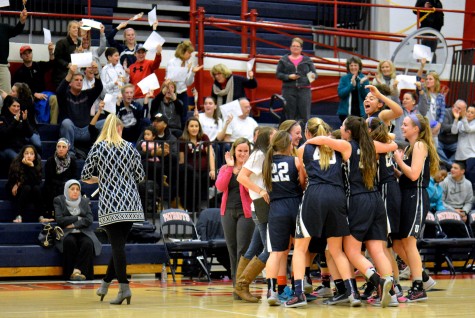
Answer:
[
  {"left": 364, "top": 267, "right": 377, "bottom": 280},
  {"left": 322, "top": 274, "right": 331, "bottom": 288},
  {"left": 344, "top": 279, "right": 354, "bottom": 294},
  {"left": 305, "top": 267, "right": 311, "bottom": 284},
  {"left": 350, "top": 278, "right": 358, "bottom": 293},
  {"left": 267, "top": 278, "right": 277, "bottom": 292},
  {"left": 334, "top": 279, "right": 346, "bottom": 295},
  {"left": 295, "top": 279, "right": 304, "bottom": 296},
  {"left": 277, "top": 276, "right": 287, "bottom": 294},
  {"left": 422, "top": 270, "right": 429, "bottom": 282},
  {"left": 291, "top": 274, "right": 295, "bottom": 291}
]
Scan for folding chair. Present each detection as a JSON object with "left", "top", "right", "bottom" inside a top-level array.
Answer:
[
  {"left": 196, "top": 208, "right": 231, "bottom": 278},
  {"left": 159, "top": 209, "right": 211, "bottom": 282},
  {"left": 436, "top": 210, "right": 475, "bottom": 273}
]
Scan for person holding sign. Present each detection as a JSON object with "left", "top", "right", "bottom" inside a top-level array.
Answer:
[
  {"left": 166, "top": 40, "right": 203, "bottom": 126},
  {"left": 57, "top": 64, "right": 103, "bottom": 158},
  {"left": 276, "top": 37, "right": 317, "bottom": 123},
  {"left": 127, "top": 42, "right": 162, "bottom": 105},
  {"left": 0, "top": 9, "right": 27, "bottom": 94},
  {"left": 210, "top": 63, "right": 257, "bottom": 107},
  {"left": 53, "top": 21, "right": 82, "bottom": 87},
  {"left": 223, "top": 98, "right": 258, "bottom": 143}
]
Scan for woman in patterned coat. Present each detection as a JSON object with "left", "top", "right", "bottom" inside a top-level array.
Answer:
[{"left": 82, "top": 114, "right": 145, "bottom": 305}]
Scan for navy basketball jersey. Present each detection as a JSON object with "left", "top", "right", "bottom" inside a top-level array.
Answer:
[
  {"left": 303, "top": 144, "right": 345, "bottom": 188},
  {"left": 269, "top": 155, "right": 302, "bottom": 201},
  {"left": 398, "top": 147, "right": 430, "bottom": 189},
  {"left": 344, "top": 140, "right": 377, "bottom": 196},
  {"left": 378, "top": 152, "right": 396, "bottom": 185}
]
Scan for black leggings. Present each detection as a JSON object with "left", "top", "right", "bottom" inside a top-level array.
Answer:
[{"left": 103, "top": 222, "right": 133, "bottom": 284}]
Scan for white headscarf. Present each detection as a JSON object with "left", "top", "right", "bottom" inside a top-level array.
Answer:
[{"left": 64, "top": 179, "right": 82, "bottom": 216}]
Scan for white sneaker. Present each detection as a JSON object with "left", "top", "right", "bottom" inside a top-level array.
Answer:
[
  {"left": 267, "top": 290, "right": 281, "bottom": 306},
  {"left": 423, "top": 276, "right": 436, "bottom": 291},
  {"left": 311, "top": 285, "right": 333, "bottom": 298},
  {"left": 304, "top": 276, "right": 313, "bottom": 294},
  {"left": 399, "top": 266, "right": 411, "bottom": 280}
]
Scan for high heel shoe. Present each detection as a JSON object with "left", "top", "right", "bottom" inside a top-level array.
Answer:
[
  {"left": 96, "top": 280, "right": 111, "bottom": 301},
  {"left": 110, "top": 283, "right": 132, "bottom": 305}
]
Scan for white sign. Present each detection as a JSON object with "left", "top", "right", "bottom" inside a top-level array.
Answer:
[
  {"left": 70, "top": 52, "right": 93, "bottom": 68},
  {"left": 307, "top": 71, "right": 316, "bottom": 83},
  {"left": 413, "top": 44, "right": 433, "bottom": 63},
  {"left": 81, "top": 18, "right": 102, "bottom": 30},
  {"left": 143, "top": 31, "right": 165, "bottom": 51},
  {"left": 43, "top": 28, "right": 51, "bottom": 44},
  {"left": 103, "top": 94, "right": 117, "bottom": 114},
  {"left": 220, "top": 100, "right": 243, "bottom": 120},
  {"left": 246, "top": 58, "right": 255, "bottom": 79},
  {"left": 148, "top": 8, "right": 157, "bottom": 26},
  {"left": 396, "top": 75, "right": 418, "bottom": 90},
  {"left": 137, "top": 73, "right": 160, "bottom": 94},
  {"left": 0, "top": 1, "right": 10, "bottom": 8}
]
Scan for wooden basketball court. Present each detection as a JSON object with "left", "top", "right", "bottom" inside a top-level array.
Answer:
[{"left": 1, "top": 274, "right": 474, "bottom": 317}]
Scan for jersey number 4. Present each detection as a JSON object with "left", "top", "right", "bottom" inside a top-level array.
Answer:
[{"left": 271, "top": 162, "right": 290, "bottom": 182}]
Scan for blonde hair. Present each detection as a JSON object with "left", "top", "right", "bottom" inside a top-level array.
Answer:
[
  {"left": 427, "top": 71, "right": 441, "bottom": 93},
  {"left": 95, "top": 114, "right": 125, "bottom": 147},
  {"left": 175, "top": 40, "right": 194, "bottom": 60},
  {"left": 305, "top": 117, "right": 333, "bottom": 170},
  {"left": 121, "top": 83, "right": 134, "bottom": 95},
  {"left": 210, "top": 63, "right": 232, "bottom": 79},
  {"left": 291, "top": 37, "right": 303, "bottom": 47},
  {"left": 67, "top": 21, "right": 79, "bottom": 37},
  {"left": 376, "top": 60, "right": 396, "bottom": 79}
]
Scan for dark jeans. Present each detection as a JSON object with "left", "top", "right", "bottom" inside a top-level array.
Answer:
[
  {"left": 243, "top": 211, "right": 269, "bottom": 263},
  {"left": 282, "top": 86, "right": 312, "bottom": 122},
  {"left": 63, "top": 232, "right": 94, "bottom": 280},
  {"left": 103, "top": 222, "right": 133, "bottom": 284},
  {"left": 221, "top": 207, "right": 255, "bottom": 282}
]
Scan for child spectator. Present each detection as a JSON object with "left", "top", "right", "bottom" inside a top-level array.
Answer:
[
  {"left": 116, "top": 84, "right": 149, "bottom": 142},
  {"left": 101, "top": 47, "right": 128, "bottom": 98},
  {"left": 140, "top": 126, "right": 159, "bottom": 162}
]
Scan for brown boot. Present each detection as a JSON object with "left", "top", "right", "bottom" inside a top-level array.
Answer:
[
  {"left": 234, "top": 256, "right": 266, "bottom": 302},
  {"left": 233, "top": 256, "right": 251, "bottom": 299}
]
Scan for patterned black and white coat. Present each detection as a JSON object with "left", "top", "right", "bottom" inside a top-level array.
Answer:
[{"left": 81, "top": 140, "right": 145, "bottom": 226}]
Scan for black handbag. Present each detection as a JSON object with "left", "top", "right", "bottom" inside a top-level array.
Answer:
[
  {"left": 38, "top": 223, "right": 64, "bottom": 248},
  {"left": 128, "top": 221, "right": 161, "bottom": 243}
]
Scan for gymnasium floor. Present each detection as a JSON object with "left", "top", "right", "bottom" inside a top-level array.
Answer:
[{"left": 0, "top": 274, "right": 474, "bottom": 318}]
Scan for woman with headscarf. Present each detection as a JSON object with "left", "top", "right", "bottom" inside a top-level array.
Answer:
[
  {"left": 54, "top": 179, "right": 102, "bottom": 281},
  {"left": 42, "top": 138, "right": 78, "bottom": 221}
]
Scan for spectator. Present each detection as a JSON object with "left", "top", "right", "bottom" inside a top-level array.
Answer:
[
  {"left": 43, "top": 138, "right": 78, "bottom": 220},
  {"left": 166, "top": 40, "right": 203, "bottom": 125},
  {"left": 79, "top": 22, "right": 106, "bottom": 74},
  {"left": 0, "top": 96, "right": 34, "bottom": 163},
  {"left": 441, "top": 162, "right": 473, "bottom": 223},
  {"left": 54, "top": 179, "right": 102, "bottom": 281},
  {"left": 178, "top": 117, "right": 216, "bottom": 212},
  {"left": 139, "top": 126, "right": 159, "bottom": 162},
  {"left": 215, "top": 138, "right": 254, "bottom": 291},
  {"left": 57, "top": 65, "right": 103, "bottom": 158},
  {"left": 438, "top": 100, "right": 467, "bottom": 167},
  {"left": 427, "top": 168, "right": 447, "bottom": 213},
  {"left": 101, "top": 47, "right": 128, "bottom": 99},
  {"left": 416, "top": 61, "right": 446, "bottom": 145},
  {"left": 372, "top": 60, "right": 400, "bottom": 103},
  {"left": 414, "top": 1, "right": 444, "bottom": 57},
  {"left": 337, "top": 56, "right": 369, "bottom": 123},
  {"left": 276, "top": 37, "right": 317, "bottom": 122},
  {"left": 224, "top": 98, "right": 258, "bottom": 142},
  {"left": 194, "top": 95, "right": 228, "bottom": 142},
  {"left": 106, "top": 20, "right": 140, "bottom": 66},
  {"left": 82, "top": 63, "right": 104, "bottom": 119},
  {"left": 394, "top": 91, "right": 427, "bottom": 142},
  {"left": 53, "top": 21, "right": 82, "bottom": 87},
  {"left": 0, "top": 9, "right": 27, "bottom": 94},
  {"left": 116, "top": 84, "right": 148, "bottom": 142},
  {"left": 1, "top": 83, "right": 42, "bottom": 153},
  {"left": 451, "top": 104, "right": 475, "bottom": 163},
  {"left": 211, "top": 63, "right": 257, "bottom": 107},
  {"left": 6, "top": 144, "right": 42, "bottom": 223},
  {"left": 150, "top": 79, "right": 183, "bottom": 137},
  {"left": 12, "top": 43, "right": 59, "bottom": 124},
  {"left": 127, "top": 43, "right": 162, "bottom": 105},
  {"left": 136, "top": 113, "right": 180, "bottom": 208}
]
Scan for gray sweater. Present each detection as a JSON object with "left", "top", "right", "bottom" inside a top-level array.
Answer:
[
  {"left": 441, "top": 174, "right": 473, "bottom": 213},
  {"left": 439, "top": 108, "right": 458, "bottom": 145},
  {"left": 451, "top": 118, "right": 475, "bottom": 161}
]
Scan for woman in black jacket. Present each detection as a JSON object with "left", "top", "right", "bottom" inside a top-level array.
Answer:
[
  {"left": 55, "top": 179, "right": 102, "bottom": 281},
  {"left": 0, "top": 96, "right": 34, "bottom": 164},
  {"left": 276, "top": 37, "right": 317, "bottom": 122},
  {"left": 210, "top": 63, "right": 257, "bottom": 106}
]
